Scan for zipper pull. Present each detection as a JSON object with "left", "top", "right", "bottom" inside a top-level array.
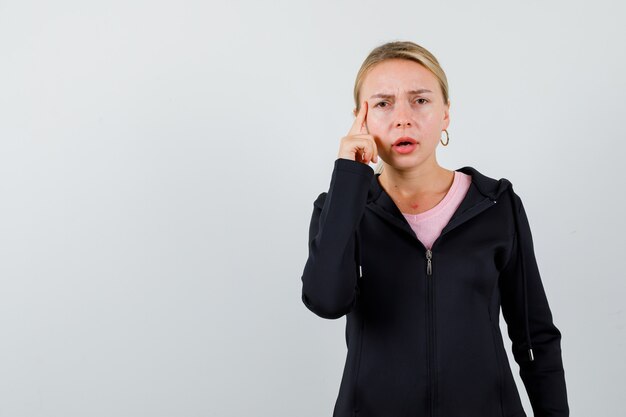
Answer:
[
  {"left": 426, "top": 249, "right": 432, "bottom": 275},
  {"left": 359, "top": 264, "right": 363, "bottom": 278}
]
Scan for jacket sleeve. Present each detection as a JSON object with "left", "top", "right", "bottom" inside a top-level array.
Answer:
[
  {"left": 499, "top": 190, "right": 570, "bottom": 417},
  {"left": 300, "top": 158, "right": 374, "bottom": 319}
]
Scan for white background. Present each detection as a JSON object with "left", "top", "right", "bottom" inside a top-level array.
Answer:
[{"left": 1, "top": 1, "right": 625, "bottom": 416}]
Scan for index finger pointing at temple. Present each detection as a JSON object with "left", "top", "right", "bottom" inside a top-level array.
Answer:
[{"left": 349, "top": 100, "right": 369, "bottom": 135}]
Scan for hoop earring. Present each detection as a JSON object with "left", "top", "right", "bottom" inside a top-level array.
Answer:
[{"left": 440, "top": 129, "right": 449, "bottom": 146}]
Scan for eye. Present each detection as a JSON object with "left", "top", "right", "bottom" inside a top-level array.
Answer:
[
  {"left": 415, "top": 98, "right": 429, "bottom": 104},
  {"left": 374, "top": 101, "right": 390, "bottom": 108}
]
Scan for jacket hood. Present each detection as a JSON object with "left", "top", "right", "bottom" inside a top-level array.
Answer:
[
  {"left": 456, "top": 166, "right": 513, "bottom": 200},
  {"left": 360, "top": 164, "right": 535, "bottom": 362}
]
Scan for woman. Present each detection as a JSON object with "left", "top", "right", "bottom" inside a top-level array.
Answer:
[{"left": 300, "top": 41, "right": 569, "bottom": 417}]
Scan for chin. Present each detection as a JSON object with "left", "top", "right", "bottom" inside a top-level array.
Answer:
[
  {"left": 385, "top": 155, "right": 424, "bottom": 171},
  {"left": 386, "top": 159, "right": 419, "bottom": 171}
]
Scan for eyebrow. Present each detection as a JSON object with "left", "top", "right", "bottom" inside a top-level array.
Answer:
[{"left": 369, "top": 89, "right": 433, "bottom": 99}]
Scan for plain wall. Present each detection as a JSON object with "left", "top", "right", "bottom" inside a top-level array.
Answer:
[{"left": 1, "top": 0, "right": 625, "bottom": 416}]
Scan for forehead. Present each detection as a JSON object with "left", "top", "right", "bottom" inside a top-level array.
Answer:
[{"left": 361, "top": 59, "right": 439, "bottom": 95}]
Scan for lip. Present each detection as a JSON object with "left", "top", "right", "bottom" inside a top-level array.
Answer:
[{"left": 393, "top": 137, "right": 418, "bottom": 146}]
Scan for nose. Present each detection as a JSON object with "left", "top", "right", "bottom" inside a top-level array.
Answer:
[
  {"left": 395, "top": 119, "right": 412, "bottom": 128},
  {"left": 394, "top": 102, "right": 413, "bottom": 128}
]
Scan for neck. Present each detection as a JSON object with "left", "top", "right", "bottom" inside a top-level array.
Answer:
[{"left": 378, "top": 157, "right": 453, "bottom": 198}]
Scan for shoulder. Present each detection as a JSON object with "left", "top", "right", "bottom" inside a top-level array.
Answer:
[
  {"left": 313, "top": 192, "right": 327, "bottom": 209},
  {"left": 456, "top": 165, "right": 516, "bottom": 201}
]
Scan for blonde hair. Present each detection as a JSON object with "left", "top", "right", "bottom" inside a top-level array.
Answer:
[{"left": 353, "top": 41, "right": 450, "bottom": 175}]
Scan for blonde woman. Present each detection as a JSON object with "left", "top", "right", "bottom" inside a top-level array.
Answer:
[{"left": 300, "top": 41, "right": 569, "bottom": 417}]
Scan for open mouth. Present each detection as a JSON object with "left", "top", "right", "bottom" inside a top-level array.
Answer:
[
  {"left": 393, "top": 137, "right": 418, "bottom": 147},
  {"left": 393, "top": 138, "right": 418, "bottom": 154}
]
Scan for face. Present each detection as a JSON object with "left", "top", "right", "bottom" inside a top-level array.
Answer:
[{"left": 356, "top": 58, "right": 450, "bottom": 171}]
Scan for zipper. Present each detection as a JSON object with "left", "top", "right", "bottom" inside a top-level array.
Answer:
[
  {"left": 367, "top": 193, "right": 499, "bottom": 417},
  {"left": 421, "top": 197, "right": 498, "bottom": 417},
  {"left": 425, "top": 248, "right": 435, "bottom": 417}
]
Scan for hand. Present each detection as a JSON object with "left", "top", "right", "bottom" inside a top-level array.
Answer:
[{"left": 337, "top": 101, "right": 379, "bottom": 164}]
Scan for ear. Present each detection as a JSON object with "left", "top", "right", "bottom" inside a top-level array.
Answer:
[
  {"left": 353, "top": 107, "right": 357, "bottom": 117},
  {"left": 442, "top": 99, "right": 451, "bottom": 129}
]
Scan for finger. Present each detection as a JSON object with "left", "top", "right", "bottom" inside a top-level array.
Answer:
[
  {"left": 363, "top": 135, "right": 377, "bottom": 164},
  {"left": 372, "top": 137, "right": 379, "bottom": 163},
  {"left": 361, "top": 135, "right": 379, "bottom": 163},
  {"left": 352, "top": 142, "right": 365, "bottom": 163},
  {"left": 359, "top": 100, "right": 369, "bottom": 134},
  {"left": 359, "top": 147, "right": 368, "bottom": 163},
  {"left": 349, "top": 135, "right": 376, "bottom": 163},
  {"left": 358, "top": 144, "right": 374, "bottom": 164},
  {"left": 349, "top": 100, "right": 368, "bottom": 136}
]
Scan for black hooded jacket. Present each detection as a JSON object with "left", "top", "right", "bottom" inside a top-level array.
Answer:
[{"left": 301, "top": 158, "right": 569, "bottom": 417}]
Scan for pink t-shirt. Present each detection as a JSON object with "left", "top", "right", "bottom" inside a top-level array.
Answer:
[{"left": 401, "top": 171, "right": 472, "bottom": 250}]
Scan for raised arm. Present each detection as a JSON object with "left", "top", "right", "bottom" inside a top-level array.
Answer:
[{"left": 300, "top": 158, "right": 373, "bottom": 319}]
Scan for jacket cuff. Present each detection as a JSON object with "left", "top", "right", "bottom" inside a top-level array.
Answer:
[{"left": 334, "top": 158, "right": 375, "bottom": 178}]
